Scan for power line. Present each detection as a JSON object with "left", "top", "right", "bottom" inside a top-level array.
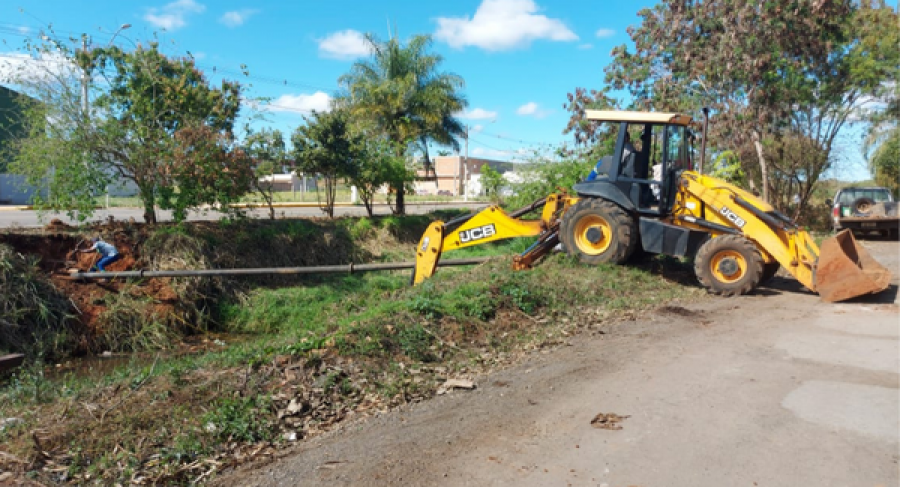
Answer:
[
  {"left": 476, "top": 129, "right": 545, "bottom": 146},
  {"left": 0, "top": 21, "right": 339, "bottom": 95},
  {"left": 468, "top": 136, "right": 508, "bottom": 152}
]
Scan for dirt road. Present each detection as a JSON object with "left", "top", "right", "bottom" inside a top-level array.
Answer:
[{"left": 220, "top": 240, "right": 899, "bottom": 487}]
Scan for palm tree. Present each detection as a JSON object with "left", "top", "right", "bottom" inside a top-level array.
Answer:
[{"left": 338, "top": 33, "right": 467, "bottom": 214}]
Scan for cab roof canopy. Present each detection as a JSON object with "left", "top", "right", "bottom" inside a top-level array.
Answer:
[{"left": 584, "top": 110, "right": 692, "bottom": 126}]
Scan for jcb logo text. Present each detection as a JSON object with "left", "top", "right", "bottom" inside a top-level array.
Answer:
[
  {"left": 459, "top": 224, "right": 497, "bottom": 243},
  {"left": 719, "top": 206, "right": 747, "bottom": 228}
]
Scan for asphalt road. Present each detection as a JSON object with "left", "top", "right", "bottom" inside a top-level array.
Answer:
[
  {"left": 220, "top": 239, "right": 900, "bottom": 487},
  {"left": 0, "top": 202, "right": 486, "bottom": 228}
]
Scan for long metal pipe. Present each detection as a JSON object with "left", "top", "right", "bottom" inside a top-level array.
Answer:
[
  {"left": 70, "top": 257, "right": 492, "bottom": 280},
  {"left": 699, "top": 107, "right": 709, "bottom": 174}
]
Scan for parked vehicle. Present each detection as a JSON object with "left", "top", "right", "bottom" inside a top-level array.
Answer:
[{"left": 827, "top": 187, "right": 898, "bottom": 238}]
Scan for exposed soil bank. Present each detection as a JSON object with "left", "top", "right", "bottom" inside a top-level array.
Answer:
[{"left": 0, "top": 215, "right": 433, "bottom": 358}]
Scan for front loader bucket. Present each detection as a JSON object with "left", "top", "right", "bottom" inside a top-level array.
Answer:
[{"left": 815, "top": 230, "right": 892, "bottom": 302}]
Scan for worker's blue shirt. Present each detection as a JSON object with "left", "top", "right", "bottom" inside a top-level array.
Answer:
[
  {"left": 586, "top": 159, "right": 604, "bottom": 181},
  {"left": 91, "top": 241, "right": 118, "bottom": 258}
]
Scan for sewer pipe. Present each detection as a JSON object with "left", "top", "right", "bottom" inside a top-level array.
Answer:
[{"left": 68, "top": 257, "right": 492, "bottom": 280}]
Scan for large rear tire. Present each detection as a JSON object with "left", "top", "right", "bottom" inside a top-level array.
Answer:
[
  {"left": 560, "top": 199, "right": 637, "bottom": 265},
  {"left": 694, "top": 235, "right": 764, "bottom": 296}
]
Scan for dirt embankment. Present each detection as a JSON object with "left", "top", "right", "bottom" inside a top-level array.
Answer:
[
  {"left": 0, "top": 216, "right": 423, "bottom": 358},
  {"left": 1, "top": 222, "right": 167, "bottom": 355}
]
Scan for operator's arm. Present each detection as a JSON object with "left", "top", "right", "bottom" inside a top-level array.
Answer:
[{"left": 79, "top": 243, "right": 98, "bottom": 253}]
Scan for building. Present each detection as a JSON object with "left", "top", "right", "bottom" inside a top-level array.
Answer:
[
  {"left": 0, "top": 86, "right": 28, "bottom": 172},
  {"left": 0, "top": 86, "right": 43, "bottom": 204},
  {"left": 257, "top": 173, "right": 317, "bottom": 192},
  {"left": 414, "top": 155, "right": 512, "bottom": 196}
]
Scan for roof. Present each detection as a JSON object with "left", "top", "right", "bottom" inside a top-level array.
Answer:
[{"left": 584, "top": 110, "right": 693, "bottom": 126}]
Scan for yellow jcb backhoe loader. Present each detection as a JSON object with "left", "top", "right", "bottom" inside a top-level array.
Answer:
[{"left": 413, "top": 110, "right": 891, "bottom": 302}]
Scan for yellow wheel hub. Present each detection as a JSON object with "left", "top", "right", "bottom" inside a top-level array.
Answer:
[
  {"left": 710, "top": 250, "right": 747, "bottom": 284},
  {"left": 574, "top": 215, "right": 612, "bottom": 255}
]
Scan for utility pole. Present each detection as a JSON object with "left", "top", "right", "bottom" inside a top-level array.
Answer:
[{"left": 463, "top": 125, "right": 469, "bottom": 202}]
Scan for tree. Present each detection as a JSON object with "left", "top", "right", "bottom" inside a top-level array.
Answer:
[
  {"left": 164, "top": 125, "right": 253, "bottom": 222},
  {"left": 338, "top": 34, "right": 467, "bottom": 215},
  {"left": 244, "top": 128, "right": 289, "bottom": 219},
  {"left": 601, "top": 0, "right": 897, "bottom": 216},
  {"left": 480, "top": 164, "right": 505, "bottom": 203},
  {"left": 350, "top": 138, "right": 404, "bottom": 217},
  {"left": 562, "top": 87, "right": 618, "bottom": 148},
  {"left": 867, "top": 127, "right": 899, "bottom": 197},
  {"left": 292, "top": 109, "right": 358, "bottom": 218},
  {"left": 707, "top": 150, "right": 746, "bottom": 187},
  {"left": 7, "top": 36, "right": 250, "bottom": 223}
]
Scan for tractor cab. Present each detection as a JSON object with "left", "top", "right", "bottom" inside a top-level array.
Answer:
[{"left": 575, "top": 110, "right": 695, "bottom": 217}]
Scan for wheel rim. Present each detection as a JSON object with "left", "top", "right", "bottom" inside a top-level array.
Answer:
[
  {"left": 710, "top": 250, "right": 747, "bottom": 284},
  {"left": 574, "top": 215, "right": 612, "bottom": 255}
]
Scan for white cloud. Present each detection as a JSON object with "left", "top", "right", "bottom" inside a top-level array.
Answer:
[
  {"left": 435, "top": 0, "right": 578, "bottom": 51},
  {"left": 472, "top": 146, "right": 529, "bottom": 161},
  {"left": 0, "top": 51, "right": 79, "bottom": 85},
  {"left": 17, "top": 26, "right": 30, "bottom": 35},
  {"left": 595, "top": 28, "right": 615, "bottom": 38},
  {"left": 144, "top": 0, "right": 206, "bottom": 31},
  {"left": 578, "top": 43, "right": 593, "bottom": 50},
  {"left": 471, "top": 124, "right": 484, "bottom": 133},
  {"left": 219, "top": 9, "right": 259, "bottom": 27},
  {"left": 318, "top": 30, "right": 372, "bottom": 60},
  {"left": 516, "top": 101, "right": 551, "bottom": 118},
  {"left": 459, "top": 108, "right": 498, "bottom": 120},
  {"left": 472, "top": 147, "right": 511, "bottom": 158},
  {"left": 267, "top": 92, "right": 332, "bottom": 113}
]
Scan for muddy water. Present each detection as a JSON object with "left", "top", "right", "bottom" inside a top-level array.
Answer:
[{"left": 44, "top": 333, "right": 242, "bottom": 380}]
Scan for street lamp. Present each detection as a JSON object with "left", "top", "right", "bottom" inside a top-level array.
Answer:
[{"left": 107, "top": 23, "right": 132, "bottom": 47}]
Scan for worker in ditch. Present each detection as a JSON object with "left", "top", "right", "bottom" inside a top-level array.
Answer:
[{"left": 79, "top": 236, "right": 120, "bottom": 272}]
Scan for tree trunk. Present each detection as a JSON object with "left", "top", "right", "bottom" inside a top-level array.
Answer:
[
  {"left": 323, "top": 174, "right": 335, "bottom": 218},
  {"left": 394, "top": 185, "right": 406, "bottom": 216},
  {"left": 751, "top": 130, "right": 769, "bottom": 203},
  {"left": 140, "top": 186, "right": 157, "bottom": 224}
]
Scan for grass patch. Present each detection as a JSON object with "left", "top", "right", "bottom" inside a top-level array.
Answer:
[{"left": 0, "top": 215, "right": 703, "bottom": 484}]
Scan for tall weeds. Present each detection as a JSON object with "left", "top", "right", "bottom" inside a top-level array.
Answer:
[{"left": 0, "top": 243, "right": 75, "bottom": 359}]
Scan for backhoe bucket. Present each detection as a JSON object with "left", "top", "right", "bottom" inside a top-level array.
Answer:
[{"left": 815, "top": 230, "right": 892, "bottom": 302}]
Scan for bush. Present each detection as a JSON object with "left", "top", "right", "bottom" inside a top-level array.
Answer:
[
  {"left": 507, "top": 149, "right": 594, "bottom": 209},
  {"left": 0, "top": 244, "right": 76, "bottom": 359}
]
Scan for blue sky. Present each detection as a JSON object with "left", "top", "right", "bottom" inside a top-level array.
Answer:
[{"left": 0, "top": 0, "right": 891, "bottom": 179}]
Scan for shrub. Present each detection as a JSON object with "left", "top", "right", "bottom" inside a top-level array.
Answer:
[{"left": 0, "top": 244, "right": 75, "bottom": 359}]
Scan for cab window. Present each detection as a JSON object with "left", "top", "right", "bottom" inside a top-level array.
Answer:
[{"left": 664, "top": 125, "right": 690, "bottom": 171}]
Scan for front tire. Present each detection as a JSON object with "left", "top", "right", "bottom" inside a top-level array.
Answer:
[
  {"left": 694, "top": 235, "right": 764, "bottom": 296},
  {"left": 560, "top": 199, "right": 637, "bottom": 265}
]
